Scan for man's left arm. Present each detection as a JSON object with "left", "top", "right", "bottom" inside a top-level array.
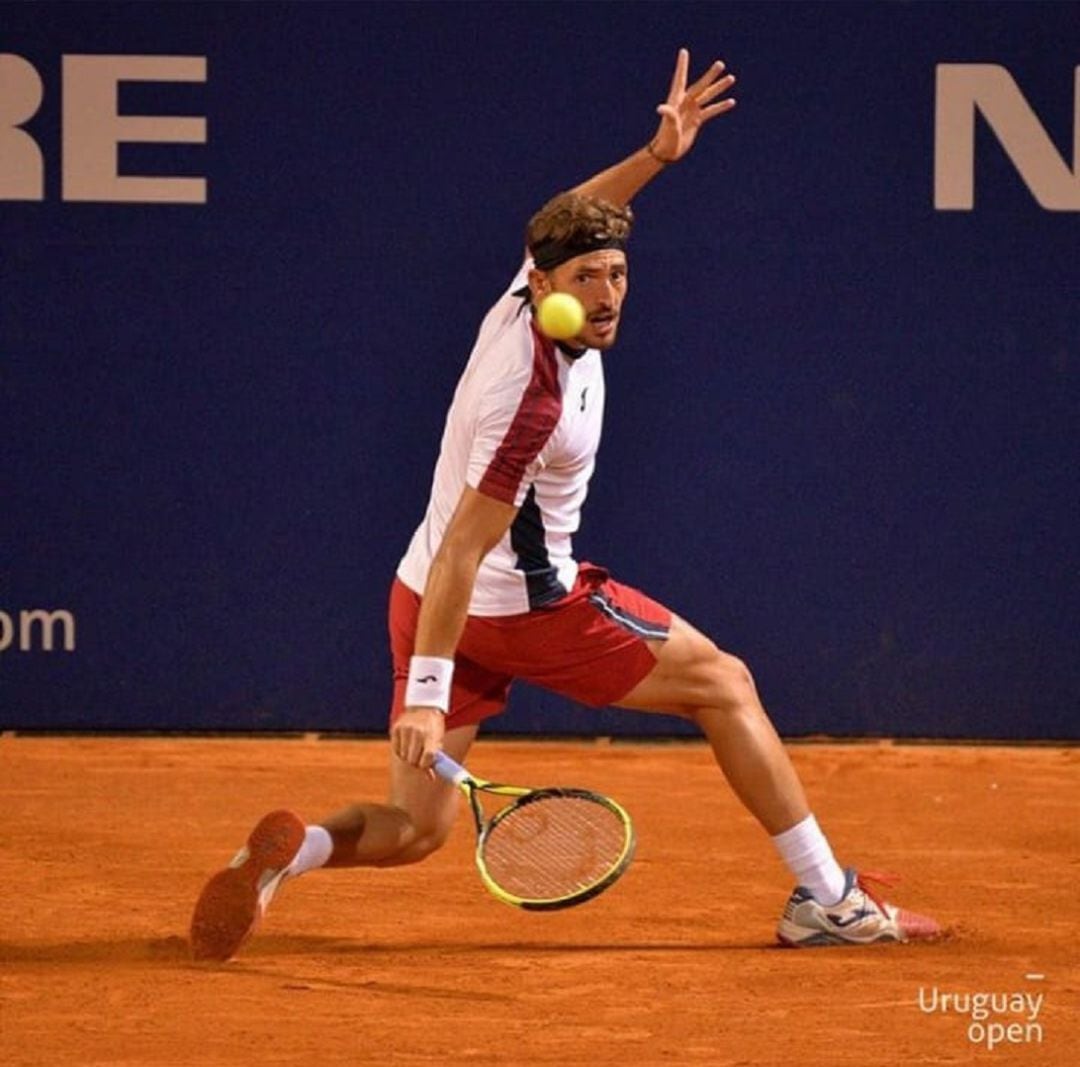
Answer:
[{"left": 569, "top": 48, "right": 736, "bottom": 209}]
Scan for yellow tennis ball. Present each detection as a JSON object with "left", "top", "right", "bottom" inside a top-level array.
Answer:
[{"left": 537, "top": 292, "right": 585, "bottom": 340}]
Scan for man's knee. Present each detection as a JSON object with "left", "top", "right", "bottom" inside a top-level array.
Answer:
[
  {"left": 323, "top": 799, "right": 454, "bottom": 868},
  {"left": 387, "top": 823, "right": 453, "bottom": 866},
  {"left": 695, "top": 645, "right": 760, "bottom": 713},
  {"left": 376, "top": 793, "right": 458, "bottom": 867}
]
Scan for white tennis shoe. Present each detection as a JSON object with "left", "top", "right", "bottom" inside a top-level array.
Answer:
[
  {"left": 777, "top": 868, "right": 941, "bottom": 947},
  {"left": 190, "top": 809, "right": 305, "bottom": 962}
]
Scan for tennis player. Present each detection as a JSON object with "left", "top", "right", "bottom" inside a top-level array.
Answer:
[{"left": 191, "top": 49, "right": 940, "bottom": 959}]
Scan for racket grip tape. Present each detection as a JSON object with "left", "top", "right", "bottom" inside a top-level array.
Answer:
[{"left": 432, "top": 751, "right": 470, "bottom": 786}]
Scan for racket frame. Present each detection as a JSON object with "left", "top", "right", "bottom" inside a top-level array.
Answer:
[{"left": 433, "top": 751, "right": 635, "bottom": 911}]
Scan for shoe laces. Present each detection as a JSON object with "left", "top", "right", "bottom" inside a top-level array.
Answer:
[{"left": 856, "top": 870, "right": 900, "bottom": 910}]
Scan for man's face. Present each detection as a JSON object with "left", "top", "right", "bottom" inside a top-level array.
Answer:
[{"left": 530, "top": 249, "right": 628, "bottom": 351}]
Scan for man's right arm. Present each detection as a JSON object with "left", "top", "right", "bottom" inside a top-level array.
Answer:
[{"left": 391, "top": 486, "right": 517, "bottom": 768}]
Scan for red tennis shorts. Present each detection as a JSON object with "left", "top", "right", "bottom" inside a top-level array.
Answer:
[{"left": 388, "top": 562, "right": 672, "bottom": 730}]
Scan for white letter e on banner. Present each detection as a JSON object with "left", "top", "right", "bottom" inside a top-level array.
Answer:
[{"left": 62, "top": 54, "right": 207, "bottom": 203}]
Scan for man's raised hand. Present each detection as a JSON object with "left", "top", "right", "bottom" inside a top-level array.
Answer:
[{"left": 650, "top": 48, "right": 736, "bottom": 164}]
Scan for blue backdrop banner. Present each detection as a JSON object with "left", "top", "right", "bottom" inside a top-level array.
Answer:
[{"left": 2, "top": 2, "right": 1076, "bottom": 738}]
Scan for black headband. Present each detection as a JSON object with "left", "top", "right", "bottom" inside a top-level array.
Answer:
[{"left": 529, "top": 234, "right": 628, "bottom": 272}]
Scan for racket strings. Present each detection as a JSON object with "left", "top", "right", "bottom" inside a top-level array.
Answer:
[{"left": 481, "top": 795, "right": 628, "bottom": 900}]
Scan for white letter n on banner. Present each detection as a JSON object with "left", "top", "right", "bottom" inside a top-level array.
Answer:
[{"left": 935, "top": 63, "right": 1080, "bottom": 211}]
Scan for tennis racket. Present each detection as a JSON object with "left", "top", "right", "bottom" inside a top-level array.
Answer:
[{"left": 432, "top": 751, "right": 635, "bottom": 911}]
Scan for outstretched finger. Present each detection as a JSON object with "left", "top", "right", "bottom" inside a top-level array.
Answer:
[
  {"left": 687, "top": 58, "right": 727, "bottom": 98},
  {"left": 697, "top": 72, "right": 736, "bottom": 107},
  {"left": 701, "top": 98, "right": 737, "bottom": 121},
  {"left": 667, "top": 47, "right": 689, "bottom": 101}
]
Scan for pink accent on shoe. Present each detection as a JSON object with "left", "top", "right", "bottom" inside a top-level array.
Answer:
[
  {"left": 894, "top": 906, "right": 943, "bottom": 940},
  {"left": 859, "top": 870, "right": 942, "bottom": 941}
]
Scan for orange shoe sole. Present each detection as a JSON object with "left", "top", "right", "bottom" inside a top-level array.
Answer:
[{"left": 190, "top": 809, "right": 305, "bottom": 962}]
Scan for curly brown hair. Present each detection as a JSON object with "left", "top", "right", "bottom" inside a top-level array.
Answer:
[{"left": 525, "top": 193, "right": 634, "bottom": 264}]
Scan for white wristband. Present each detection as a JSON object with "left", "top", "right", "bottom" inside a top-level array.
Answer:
[{"left": 405, "top": 655, "right": 454, "bottom": 713}]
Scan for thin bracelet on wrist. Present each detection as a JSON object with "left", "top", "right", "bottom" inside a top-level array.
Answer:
[{"left": 646, "top": 140, "right": 674, "bottom": 166}]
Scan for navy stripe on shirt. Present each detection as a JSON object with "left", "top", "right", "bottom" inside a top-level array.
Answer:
[{"left": 510, "top": 485, "right": 568, "bottom": 609}]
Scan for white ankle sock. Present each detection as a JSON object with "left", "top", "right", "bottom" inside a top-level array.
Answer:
[
  {"left": 286, "top": 825, "right": 333, "bottom": 877},
  {"left": 771, "top": 814, "right": 847, "bottom": 905}
]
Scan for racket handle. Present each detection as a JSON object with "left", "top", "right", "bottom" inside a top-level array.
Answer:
[{"left": 432, "top": 750, "right": 470, "bottom": 786}]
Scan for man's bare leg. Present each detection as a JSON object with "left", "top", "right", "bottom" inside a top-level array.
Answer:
[
  {"left": 615, "top": 614, "right": 850, "bottom": 908},
  {"left": 616, "top": 616, "right": 808, "bottom": 835},
  {"left": 614, "top": 615, "right": 941, "bottom": 944},
  {"left": 320, "top": 723, "right": 478, "bottom": 868},
  {"left": 189, "top": 724, "right": 478, "bottom": 960}
]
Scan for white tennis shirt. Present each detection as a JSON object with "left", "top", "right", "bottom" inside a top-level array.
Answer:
[{"left": 397, "top": 261, "right": 605, "bottom": 616}]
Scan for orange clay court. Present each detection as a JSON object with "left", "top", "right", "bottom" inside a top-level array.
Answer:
[{"left": 1, "top": 734, "right": 1077, "bottom": 1066}]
